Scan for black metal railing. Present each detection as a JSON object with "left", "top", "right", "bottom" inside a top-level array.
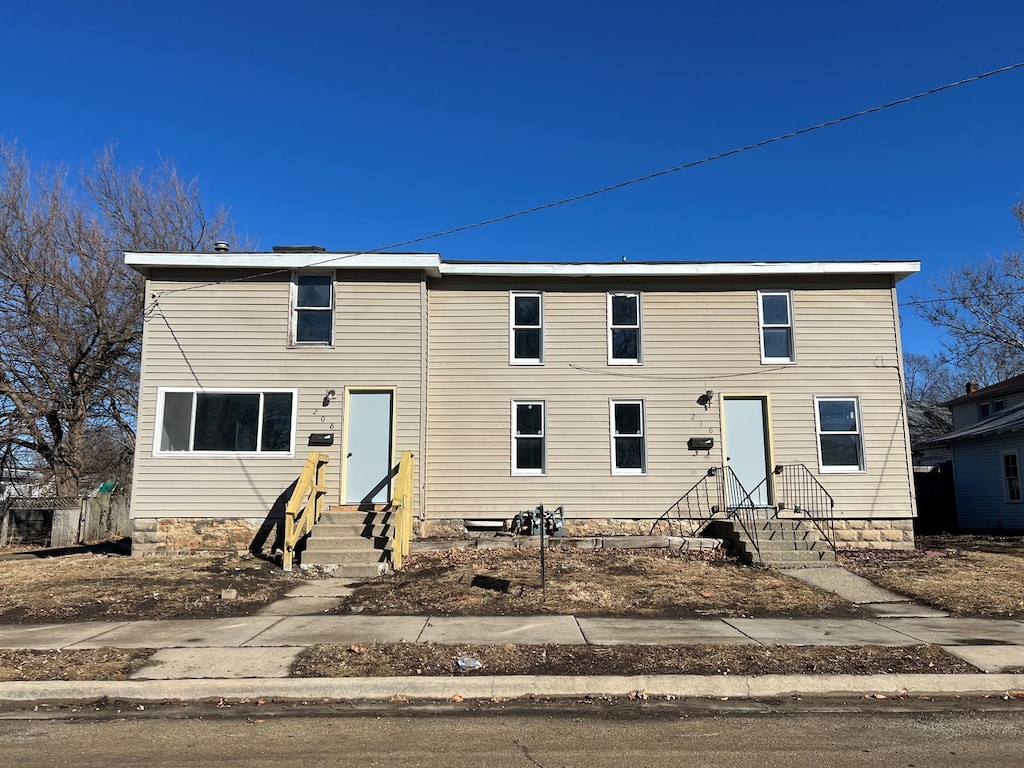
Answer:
[
  {"left": 649, "top": 466, "right": 761, "bottom": 561},
  {"left": 772, "top": 464, "right": 837, "bottom": 552}
]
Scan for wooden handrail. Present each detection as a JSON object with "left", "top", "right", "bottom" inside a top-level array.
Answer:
[
  {"left": 391, "top": 450, "right": 414, "bottom": 570},
  {"left": 282, "top": 452, "right": 330, "bottom": 572}
]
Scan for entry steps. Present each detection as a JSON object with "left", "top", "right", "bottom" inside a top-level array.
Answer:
[
  {"left": 708, "top": 516, "right": 837, "bottom": 568},
  {"left": 298, "top": 505, "right": 392, "bottom": 577}
]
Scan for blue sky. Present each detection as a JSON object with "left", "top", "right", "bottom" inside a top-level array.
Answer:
[{"left": 2, "top": 1, "right": 1023, "bottom": 356}]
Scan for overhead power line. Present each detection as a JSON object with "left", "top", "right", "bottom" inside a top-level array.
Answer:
[{"left": 152, "top": 60, "right": 1024, "bottom": 300}]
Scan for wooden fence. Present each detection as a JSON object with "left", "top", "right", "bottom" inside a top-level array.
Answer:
[{"left": 0, "top": 493, "right": 130, "bottom": 549}]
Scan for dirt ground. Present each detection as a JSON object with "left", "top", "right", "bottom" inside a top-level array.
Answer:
[
  {"left": 3, "top": 535, "right": 1023, "bottom": 681},
  {"left": 840, "top": 535, "right": 1024, "bottom": 618},
  {"left": 334, "top": 547, "right": 859, "bottom": 619}
]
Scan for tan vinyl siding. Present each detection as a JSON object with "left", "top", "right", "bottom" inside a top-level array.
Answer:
[
  {"left": 131, "top": 269, "right": 425, "bottom": 521},
  {"left": 425, "top": 275, "right": 915, "bottom": 521}
]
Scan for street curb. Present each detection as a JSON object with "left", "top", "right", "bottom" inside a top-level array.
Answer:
[{"left": 3, "top": 673, "right": 1024, "bottom": 704}]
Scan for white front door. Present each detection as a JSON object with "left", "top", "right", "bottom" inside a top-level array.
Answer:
[
  {"left": 342, "top": 390, "right": 394, "bottom": 504},
  {"left": 722, "top": 396, "right": 772, "bottom": 507}
]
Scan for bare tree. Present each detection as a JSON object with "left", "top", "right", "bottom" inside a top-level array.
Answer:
[
  {"left": 902, "top": 352, "right": 961, "bottom": 403},
  {"left": 914, "top": 202, "right": 1024, "bottom": 386},
  {"left": 0, "top": 141, "right": 238, "bottom": 496}
]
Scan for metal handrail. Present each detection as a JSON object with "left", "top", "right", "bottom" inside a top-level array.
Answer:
[
  {"left": 772, "top": 463, "right": 836, "bottom": 552},
  {"left": 282, "top": 452, "right": 330, "bottom": 572},
  {"left": 390, "top": 451, "right": 415, "bottom": 570},
  {"left": 648, "top": 467, "right": 726, "bottom": 537}
]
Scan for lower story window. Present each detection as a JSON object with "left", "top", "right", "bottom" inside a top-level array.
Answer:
[
  {"left": 815, "top": 397, "right": 864, "bottom": 471},
  {"left": 1003, "top": 452, "right": 1021, "bottom": 503},
  {"left": 158, "top": 390, "right": 296, "bottom": 454},
  {"left": 513, "top": 400, "right": 545, "bottom": 475},
  {"left": 611, "top": 399, "right": 646, "bottom": 474}
]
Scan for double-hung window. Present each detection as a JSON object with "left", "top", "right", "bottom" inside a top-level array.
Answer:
[
  {"left": 292, "top": 273, "right": 334, "bottom": 345},
  {"left": 759, "top": 291, "right": 794, "bottom": 363},
  {"left": 157, "top": 389, "right": 296, "bottom": 454},
  {"left": 611, "top": 399, "right": 646, "bottom": 474},
  {"left": 510, "top": 292, "right": 543, "bottom": 364},
  {"left": 815, "top": 397, "right": 864, "bottom": 472},
  {"left": 980, "top": 400, "right": 1005, "bottom": 419},
  {"left": 512, "top": 400, "right": 546, "bottom": 475},
  {"left": 1003, "top": 452, "right": 1022, "bottom": 502},
  {"left": 608, "top": 292, "right": 641, "bottom": 364}
]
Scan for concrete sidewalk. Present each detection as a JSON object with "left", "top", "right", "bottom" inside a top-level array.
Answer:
[{"left": 3, "top": 570, "right": 1024, "bottom": 703}]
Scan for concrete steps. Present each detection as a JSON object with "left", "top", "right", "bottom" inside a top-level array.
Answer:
[
  {"left": 707, "top": 516, "right": 837, "bottom": 568},
  {"left": 299, "top": 505, "right": 392, "bottom": 577}
]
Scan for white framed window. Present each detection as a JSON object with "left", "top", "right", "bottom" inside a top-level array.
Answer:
[
  {"left": 1003, "top": 451, "right": 1022, "bottom": 503},
  {"left": 814, "top": 397, "right": 864, "bottom": 472},
  {"left": 512, "top": 400, "right": 546, "bottom": 475},
  {"left": 759, "top": 291, "right": 795, "bottom": 363},
  {"left": 608, "top": 292, "right": 641, "bottom": 364},
  {"left": 610, "top": 399, "right": 646, "bottom": 474},
  {"left": 510, "top": 292, "right": 543, "bottom": 364},
  {"left": 156, "top": 389, "right": 297, "bottom": 455},
  {"left": 291, "top": 272, "right": 334, "bottom": 345}
]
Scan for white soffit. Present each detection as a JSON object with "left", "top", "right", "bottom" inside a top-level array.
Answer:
[
  {"left": 438, "top": 261, "right": 921, "bottom": 281},
  {"left": 124, "top": 252, "right": 444, "bottom": 276}
]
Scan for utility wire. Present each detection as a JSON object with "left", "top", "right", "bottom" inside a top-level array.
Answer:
[{"left": 151, "top": 60, "right": 1024, "bottom": 301}]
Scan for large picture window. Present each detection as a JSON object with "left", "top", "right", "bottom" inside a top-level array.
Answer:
[
  {"left": 292, "top": 273, "right": 333, "bottom": 345},
  {"left": 608, "top": 292, "right": 641, "bottom": 364},
  {"left": 512, "top": 400, "right": 546, "bottom": 475},
  {"left": 611, "top": 399, "right": 646, "bottom": 474},
  {"left": 815, "top": 397, "right": 864, "bottom": 472},
  {"left": 759, "top": 291, "right": 794, "bottom": 363},
  {"left": 510, "top": 292, "right": 543, "bottom": 364},
  {"left": 158, "top": 390, "right": 296, "bottom": 454}
]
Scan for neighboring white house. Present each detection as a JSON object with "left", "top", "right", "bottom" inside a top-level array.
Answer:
[{"left": 124, "top": 249, "right": 921, "bottom": 556}]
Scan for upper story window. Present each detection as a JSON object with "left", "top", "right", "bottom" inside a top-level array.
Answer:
[
  {"left": 611, "top": 399, "right": 646, "bottom": 475},
  {"left": 759, "top": 291, "right": 794, "bottom": 363},
  {"left": 814, "top": 396, "right": 864, "bottom": 472},
  {"left": 608, "top": 292, "right": 641, "bottom": 364},
  {"left": 979, "top": 400, "right": 1005, "bottom": 419},
  {"left": 157, "top": 389, "right": 296, "bottom": 455},
  {"left": 512, "top": 400, "right": 546, "bottom": 475},
  {"left": 510, "top": 292, "right": 543, "bottom": 364},
  {"left": 292, "top": 273, "right": 334, "bottom": 345}
]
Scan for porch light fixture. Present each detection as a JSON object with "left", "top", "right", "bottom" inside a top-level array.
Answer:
[
  {"left": 697, "top": 390, "right": 715, "bottom": 409},
  {"left": 322, "top": 389, "right": 337, "bottom": 407}
]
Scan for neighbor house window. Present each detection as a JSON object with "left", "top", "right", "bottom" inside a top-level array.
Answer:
[
  {"left": 608, "top": 292, "right": 641, "bottom": 364},
  {"left": 157, "top": 390, "right": 296, "bottom": 454},
  {"left": 759, "top": 291, "right": 794, "bottom": 363},
  {"left": 979, "top": 400, "right": 1005, "bottom": 419},
  {"left": 292, "top": 272, "right": 334, "bottom": 345},
  {"left": 1003, "top": 452, "right": 1021, "bottom": 503},
  {"left": 815, "top": 397, "right": 864, "bottom": 472},
  {"left": 611, "top": 399, "right": 646, "bottom": 474},
  {"left": 510, "top": 292, "right": 543, "bottom": 364},
  {"left": 512, "top": 400, "right": 545, "bottom": 475}
]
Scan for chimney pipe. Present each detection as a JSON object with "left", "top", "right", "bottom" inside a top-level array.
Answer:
[{"left": 966, "top": 381, "right": 980, "bottom": 395}]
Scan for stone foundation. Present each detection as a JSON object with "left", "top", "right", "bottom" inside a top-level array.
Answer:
[
  {"left": 419, "top": 517, "right": 916, "bottom": 550},
  {"left": 131, "top": 517, "right": 271, "bottom": 556}
]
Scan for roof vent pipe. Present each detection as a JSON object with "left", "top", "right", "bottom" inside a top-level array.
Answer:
[{"left": 213, "top": 241, "right": 230, "bottom": 253}]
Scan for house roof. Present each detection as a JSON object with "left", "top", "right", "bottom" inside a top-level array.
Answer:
[
  {"left": 944, "top": 373, "right": 1024, "bottom": 407},
  {"left": 125, "top": 251, "right": 921, "bottom": 282},
  {"left": 925, "top": 401, "right": 1024, "bottom": 445}
]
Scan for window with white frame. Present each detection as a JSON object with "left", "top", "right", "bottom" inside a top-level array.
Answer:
[
  {"left": 292, "top": 273, "right": 334, "bottom": 345},
  {"left": 608, "top": 292, "right": 641, "bottom": 364},
  {"left": 759, "top": 291, "right": 794, "bottom": 362},
  {"left": 815, "top": 397, "right": 864, "bottom": 472},
  {"left": 1003, "top": 451, "right": 1022, "bottom": 503},
  {"left": 157, "top": 390, "right": 295, "bottom": 454},
  {"left": 611, "top": 399, "right": 646, "bottom": 474},
  {"left": 510, "top": 292, "right": 543, "bottom": 364},
  {"left": 512, "top": 400, "right": 546, "bottom": 475}
]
